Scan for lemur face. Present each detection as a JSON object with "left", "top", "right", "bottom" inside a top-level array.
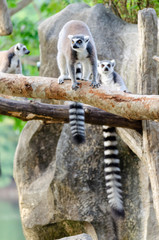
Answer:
[
  {"left": 97, "top": 59, "right": 116, "bottom": 74},
  {"left": 68, "top": 35, "right": 89, "bottom": 52},
  {"left": 14, "top": 43, "right": 30, "bottom": 56}
]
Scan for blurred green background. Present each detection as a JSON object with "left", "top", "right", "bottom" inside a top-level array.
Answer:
[{"left": 0, "top": 0, "right": 159, "bottom": 239}]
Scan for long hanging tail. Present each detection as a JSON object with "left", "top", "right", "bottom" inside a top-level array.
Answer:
[
  {"left": 69, "top": 102, "right": 85, "bottom": 144},
  {"left": 103, "top": 125, "right": 125, "bottom": 219}
]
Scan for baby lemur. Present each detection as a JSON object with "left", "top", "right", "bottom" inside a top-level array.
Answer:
[
  {"left": 57, "top": 20, "right": 99, "bottom": 90},
  {"left": 0, "top": 43, "right": 30, "bottom": 74},
  {"left": 69, "top": 58, "right": 127, "bottom": 218},
  {"left": 98, "top": 59, "right": 128, "bottom": 219}
]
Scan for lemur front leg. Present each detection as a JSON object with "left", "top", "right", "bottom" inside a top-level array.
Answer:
[
  {"left": 90, "top": 60, "right": 100, "bottom": 88},
  {"left": 67, "top": 61, "right": 81, "bottom": 90},
  {"left": 15, "top": 60, "right": 22, "bottom": 74}
]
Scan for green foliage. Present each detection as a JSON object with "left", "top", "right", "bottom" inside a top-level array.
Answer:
[
  {"left": 88, "top": 0, "right": 159, "bottom": 23},
  {"left": 7, "top": 0, "right": 19, "bottom": 8}
]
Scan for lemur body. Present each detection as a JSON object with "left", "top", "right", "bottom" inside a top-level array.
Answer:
[
  {"left": 98, "top": 59, "right": 127, "bottom": 92},
  {"left": 57, "top": 20, "right": 99, "bottom": 143},
  {"left": 98, "top": 59, "right": 127, "bottom": 219},
  {"left": 57, "top": 20, "right": 99, "bottom": 90},
  {"left": 0, "top": 43, "right": 30, "bottom": 74}
]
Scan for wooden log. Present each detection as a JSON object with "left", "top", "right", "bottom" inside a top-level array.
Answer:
[
  {"left": 138, "top": 8, "right": 159, "bottom": 228},
  {"left": 0, "top": 97, "right": 141, "bottom": 130},
  {"left": 1, "top": 73, "right": 159, "bottom": 121}
]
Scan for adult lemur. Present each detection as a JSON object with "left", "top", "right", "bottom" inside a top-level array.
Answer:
[
  {"left": 57, "top": 20, "right": 99, "bottom": 144},
  {"left": 0, "top": 43, "right": 30, "bottom": 74},
  {"left": 57, "top": 20, "right": 99, "bottom": 90},
  {"left": 98, "top": 59, "right": 127, "bottom": 219}
]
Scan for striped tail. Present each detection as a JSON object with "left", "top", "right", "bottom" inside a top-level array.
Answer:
[
  {"left": 103, "top": 126, "right": 125, "bottom": 219},
  {"left": 69, "top": 102, "right": 85, "bottom": 144},
  {"left": 76, "top": 63, "right": 82, "bottom": 80}
]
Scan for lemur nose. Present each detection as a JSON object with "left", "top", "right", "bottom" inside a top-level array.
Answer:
[
  {"left": 73, "top": 44, "right": 79, "bottom": 49},
  {"left": 104, "top": 67, "right": 109, "bottom": 71}
]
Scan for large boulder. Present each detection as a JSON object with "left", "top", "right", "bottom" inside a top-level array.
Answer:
[
  {"left": 14, "top": 3, "right": 159, "bottom": 240},
  {"left": 38, "top": 3, "right": 138, "bottom": 93}
]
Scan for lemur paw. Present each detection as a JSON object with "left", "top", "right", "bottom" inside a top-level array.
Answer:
[
  {"left": 124, "top": 90, "right": 132, "bottom": 94},
  {"left": 72, "top": 82, "right": 81, "bottom": 91},
  {"left": 58, "top": 77, "right": 64, "bottom": 84},
  {"left": 82, "top": 78, "right": 89, "bottom": 81},
  {"left": 90, "top": 81, "right": 100, "bottom": 88}
]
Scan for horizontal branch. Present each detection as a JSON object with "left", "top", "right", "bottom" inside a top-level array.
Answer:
[
  {"left": 0, "top": 97, "right": 141, "bottom": 130},
  {"left": 0, "top": 73, "right": 159, "bottom": 120}
]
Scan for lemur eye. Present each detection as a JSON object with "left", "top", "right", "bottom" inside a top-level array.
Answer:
[
  {"left": 17, "top": 46, "right": 20, "bottom": 50},
  {"left": 23, "top": 47, "right": 26, "bottom": 51},
  {"left": 77, "top": 40, "right": 82, "bottom": 44},
  {"left": 101, "top": 64, "right": 105, "bottom": 68},
  {"left": 107, "top": 64, "right": 111, "bottom": 68},
  {"left": 72, "top": 40, "right": 74, "bottom": 44}
]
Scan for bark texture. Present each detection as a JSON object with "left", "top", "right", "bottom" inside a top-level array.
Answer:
[
  {"left": 0, "top": 0, "right": 12, "bottom": 35},
  {"left": 0, "top": 97, "right": 141, "bottom": 130}
]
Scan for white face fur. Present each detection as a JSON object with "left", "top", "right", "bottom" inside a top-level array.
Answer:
[
  {"left": 68, "top": 35, "right": 89, "bottom": 52},
  {"left": 14, "top": 43, "right": 30, "bottom": 57},
  {"left": 97, "top": 59, "right": 116, "bottom": 75}
]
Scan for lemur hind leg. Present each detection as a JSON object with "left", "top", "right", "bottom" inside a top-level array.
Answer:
[{"left": 57, "top": 52, "right": 68, "bottom": 84}]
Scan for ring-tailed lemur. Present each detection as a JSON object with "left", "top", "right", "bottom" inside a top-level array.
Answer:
[
  {"left": 98, "top": 59, "right": 127, "bottom": 219},
  {"left": 57, "top": 20, "right": 99, "bottom": 90},
  {"left": 0, "top": 43, "right": 30, "bottom": 74}
]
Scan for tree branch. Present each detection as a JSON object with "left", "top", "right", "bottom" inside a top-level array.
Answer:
[
  {"left": 0, "top": 0, "right": 12, "bottom": 35},
  {"left": 116, "top": 128, "right": 142, "bottom": 160},
  {"left": 0, "top": 73, "right": 159, "bottom": 121},
  {"left": 0, "top": 97, "right": 141, "bottom": 130},
  {"left": 9, "top": 0, "right": 33, "bottom": 16}
]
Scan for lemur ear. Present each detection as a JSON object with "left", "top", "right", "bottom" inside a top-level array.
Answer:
[
  {"left": 16, "top": 43, "right": 21, "bottom": 51},
  {"left": 111, "top": 59, "right": 116, "bottom": 67},
  {"left": 84, "top": 36, "right": 89, "bottom": 42},
  {"left": 68, "top": 35, "right": 73, "bottom": 40}
]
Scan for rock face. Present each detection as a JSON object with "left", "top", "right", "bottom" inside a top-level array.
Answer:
[
  {"left": 14, "top": 3, "right": 158, "bottom": 240},
  {"left": 38, "top": 3, "right": 138, "bottom": 93}
]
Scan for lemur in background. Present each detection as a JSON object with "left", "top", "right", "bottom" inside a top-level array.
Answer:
[
  {"left": 57, "top": 20, "right": 99, "bottom": 144},
  {"left": 0, "top": 43, "right": 30, "bottom": 74},
  {"left": 98, "top": 59, "right": 127, "bottom": 219}
]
